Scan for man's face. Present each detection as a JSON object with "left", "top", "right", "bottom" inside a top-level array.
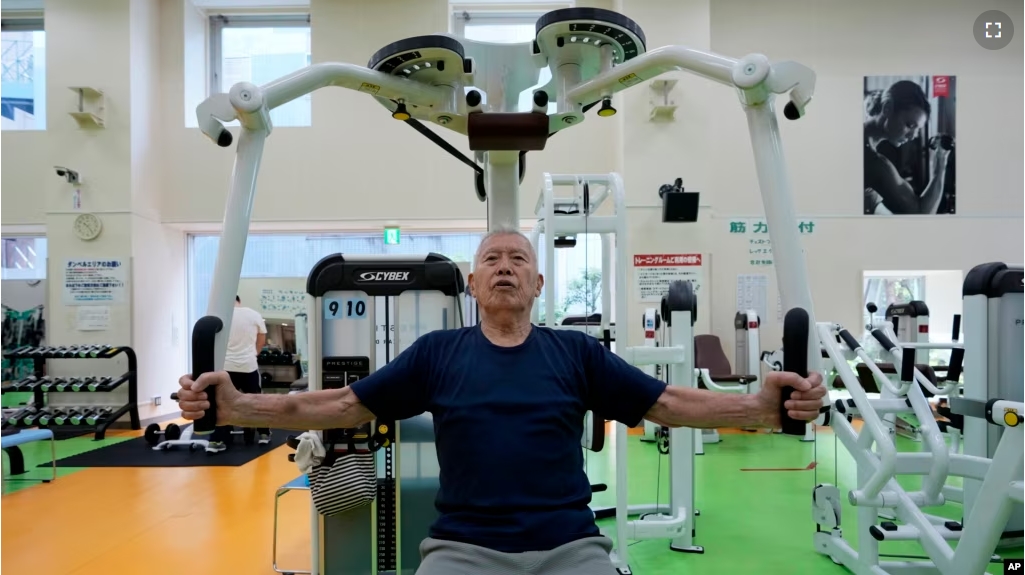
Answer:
[{"left": 469, "top": 233, "right": 543, "bottom": 314}]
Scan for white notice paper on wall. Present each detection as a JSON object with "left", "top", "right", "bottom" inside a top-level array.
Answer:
[
  {"left": 736, "top": 274, "right": 769, "bottom": 321},
  {"left": 777, "top": 293, "right": 783, "bottom": 322},
  {"left": 260, "top": 288, "right": 308, "bottom": 317},
  {"left": 63, "top": 259, "right": 127, "bottom": 305},
  {"left": 76, "top": 306, "right": 110, "bottom": 331},
  {"left": 633, "top": 254, "right": 703, "bottom": 302}
]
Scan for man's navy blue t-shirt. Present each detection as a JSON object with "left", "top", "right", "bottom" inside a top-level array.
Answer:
[{"left": 348, "top": 324, "right": 667, "bottom": 553}]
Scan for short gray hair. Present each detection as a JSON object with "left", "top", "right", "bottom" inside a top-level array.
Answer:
[{"left": 474, "top": 225, "right": 537, "bottom": 267}]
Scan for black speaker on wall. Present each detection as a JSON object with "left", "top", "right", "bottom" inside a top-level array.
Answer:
[{"left": 659, "top": 178, "right": 700, "bottom": 222}]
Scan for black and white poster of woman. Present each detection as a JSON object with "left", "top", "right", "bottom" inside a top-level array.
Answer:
[{"left": 863, "top": 75, "right": 956, "bottom": 215}]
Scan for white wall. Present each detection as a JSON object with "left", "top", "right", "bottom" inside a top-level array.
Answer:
[
  {"left": 155, "top": 0, "right": 618, "bottom": 225},
  {"left": 2, "top": 0, "right": 1022, "bottom": 385},
  {"left": 611, "top": 0, "right": 1023, "bottom": 357},
  {"left": 237, "top": 277, "right": 306, "bottom": 320},
  {"left": 1, "top": 0, "right": 188, "bottom": 422}
]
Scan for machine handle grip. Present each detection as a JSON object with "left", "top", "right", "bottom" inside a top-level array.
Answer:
[
  {"left": 870, "top": 329, "right": 896, "bottom": 351},
  {"left": 780, "top": 307, "right": 810, "bottom": 436},
  {"left": 190, "top": 315, "right": 224, "bottom": 434},
  {"left": 900, "top": 348, "right": 916, "bottom": 383},
  {"left": 838, "top": 329, "right": 861, "bottom": 353},
  {"left": 945, "top": 348, "right": 965, "bottom": 382},
  {"left": 951, "top": 314, "right": 961, "bottom": 342}
]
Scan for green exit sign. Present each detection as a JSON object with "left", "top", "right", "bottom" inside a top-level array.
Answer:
[{"left": 383, "top": 227, "right": 400, "bottom": 245}]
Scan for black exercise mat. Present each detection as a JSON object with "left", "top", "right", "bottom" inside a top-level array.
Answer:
[{"left": 39, "top": 428, "right": 293, "bottom": 468}]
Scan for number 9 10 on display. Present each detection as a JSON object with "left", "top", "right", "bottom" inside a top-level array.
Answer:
[{"left": 324, "top": 298, "right": 368, "bottom": 320}]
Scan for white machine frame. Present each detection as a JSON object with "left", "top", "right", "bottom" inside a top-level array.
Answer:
[
  {"left": 189, "top": 7, "right": 821, "bottom": 575},
  {"left": 639, "top": 307, "right": 664, "bottom": 443},
  {"left": 734, "top": 309, "right": 762, "bottom": 394},
  {"left": 614, "top": 291, "right": 702, "bottom": 572},
  {"left": 811, "top": 322, "right": 1022, "bottom": 575},
  {"left": 530, "top": 173, "right": 700, "bottom": 573},
  {"left": 191, "top": 11, "right": 821, "bottom": 396}
]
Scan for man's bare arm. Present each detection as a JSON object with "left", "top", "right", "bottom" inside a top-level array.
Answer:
[
  {"left": 644, "top": 386, "right": 766, "bottom": 429},
  {"left": 228, "top": 386, "right": 376, "bottom": 431},
  {"left": 644, "top": 371, "right": 825, "bottom": 429}
]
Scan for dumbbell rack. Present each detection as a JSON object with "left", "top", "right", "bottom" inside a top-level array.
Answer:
[
  {"left": 0, "top": 345, "right": 141, "bottom": 440},
  {"left": 257, "top": 350, "right": 301, "bottom": 390}
]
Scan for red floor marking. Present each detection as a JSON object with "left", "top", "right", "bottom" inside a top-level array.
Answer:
[{"left": 740, "top": 461, "right": 817, "bottom": 472}]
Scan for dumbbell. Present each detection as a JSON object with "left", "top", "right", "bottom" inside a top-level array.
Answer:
[
  {"left": 11, "top": 375, "right": 42, "bottom": 391},
  {"left": 144, "top": 422, "right": 182, "bottom": 445},
  {"left": 38, "top": 377, "right": 65, "bottom": 392},
  {"left": 54, "top": 378, "right": 79, "bottom": 392},
  {"left": 27, "top": 377, "right": 56, "bottom": 392},
  {"left": 71, "top": 377, "right": 97, "bottom": 392},
  {"left": 21, "top": 409, "right": 47, "bottom": 426},
  {"left": 86, "top": 408, "right": 113, "bottom": 425},
  {"left": 52, "top": 408, "right": 76, "bottom": 426},
  {"left": 83, "top": 345, "right": 114, "bottom": 358},
  {"left": 87, "top": 376, "right": 119, "bottom": 392},
  {"left": 5, "top": 345, "right": 34, "bottom": 357},
  {"left": 37, "top": 409, "right": 66, "bottom": 426},
  {"left": 69, "top": 408, "right": 98, "bottom": 425},
  {"left": 929, "top": 134, "right": 954, "bottom": 151},
  {"left": 6, "top": 406, "right": 37, "bottom": 426}
]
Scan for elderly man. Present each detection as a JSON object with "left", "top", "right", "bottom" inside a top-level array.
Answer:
[{"left": 176, "top": 226, "right": 826, "bottom": 575}]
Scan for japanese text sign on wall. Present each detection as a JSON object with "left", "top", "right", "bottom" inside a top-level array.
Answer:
[
  {"left": 727, "top": 219, "right": 816, "bottom": 235},
  {"left": 632, "top": 253, "right": 704, "bottom": 303},
  {"left": 63, "top": 259, "right": 127, "bottom": 306}
]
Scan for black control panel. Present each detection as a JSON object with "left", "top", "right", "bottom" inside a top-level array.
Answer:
[{"left": 322, "top": 356, "right": 372, "bottom": 448}]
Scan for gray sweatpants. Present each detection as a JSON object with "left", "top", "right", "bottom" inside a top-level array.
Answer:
[{"left": 416, "top": 535, "right": 618, "bottom": 575}]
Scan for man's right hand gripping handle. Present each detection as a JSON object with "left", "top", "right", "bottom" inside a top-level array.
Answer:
[
  {"left": 780, "top": 307, "right": 811, "bottom": 436},
  {"left": 190, "top": 316, "right": 224, "bottom": 435}
]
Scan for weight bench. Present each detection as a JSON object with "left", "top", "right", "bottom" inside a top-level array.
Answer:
[
  {"left": 273, "top": 474, "right": 312, "bottom": 575},
  {"left": 1, "top": 428, "right": 56, "bottom": 485}
]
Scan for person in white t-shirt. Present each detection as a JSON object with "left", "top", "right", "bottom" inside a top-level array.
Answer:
[{"left": 207, "top": 295, "right": 269, "bottom": 453}]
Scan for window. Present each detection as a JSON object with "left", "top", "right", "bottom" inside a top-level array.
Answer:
[
  {"left": 536, "top": 233, "right": 603, "bottom": 325},
  {"left": 1, "top": 18, "right": 45, "bottom": 131},
  {"left": 209, "top": 14, "right": 311, "bottom": 127},
  {"left": 452, "top": 7, "right": 568, "bottom": 113},
  {"left": 187, "top": 231, "right": 483, "bottom": 329},
  {"left": 861, "top": 271, "right": 964, "bottom": 367},
  {"left": 1, "top": 236, "right": 47, "bottom": 280}
]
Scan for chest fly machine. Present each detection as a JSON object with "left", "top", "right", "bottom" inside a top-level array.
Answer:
[
  {"left": 304, "top": 253, "right": 464, "bottom": 575},
  {"left": 185, "top": 6, "right": 820, "bottom": 575}
]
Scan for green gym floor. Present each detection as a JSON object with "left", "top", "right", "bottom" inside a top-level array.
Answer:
[{"left": 1, "top": 424, "right": 1020, "bottom": 574}]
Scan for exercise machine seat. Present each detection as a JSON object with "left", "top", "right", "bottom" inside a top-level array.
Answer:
[{"left": 694, "top": 334, "right": 756, "bottom": 386}]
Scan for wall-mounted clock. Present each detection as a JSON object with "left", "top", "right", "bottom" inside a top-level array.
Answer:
[{"left": 73, "top": 212, "right": 103, "bottom": 241}]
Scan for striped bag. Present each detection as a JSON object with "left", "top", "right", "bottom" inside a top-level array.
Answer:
[{"left": 307, "top": 449, "right": 378, "bottom": 516}]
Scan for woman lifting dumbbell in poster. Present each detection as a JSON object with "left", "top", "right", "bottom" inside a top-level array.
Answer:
[{"left": 863, "top": 75, "right": 956, "bottom": 215}]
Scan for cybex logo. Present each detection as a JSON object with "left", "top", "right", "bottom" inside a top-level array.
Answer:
[{"left": 357, "top": 271, "right": 410, "bottom": 282}]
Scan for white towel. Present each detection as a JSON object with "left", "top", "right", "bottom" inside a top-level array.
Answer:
[{"left": 294, "top": 431, "right": 325, "bottom": 474}]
